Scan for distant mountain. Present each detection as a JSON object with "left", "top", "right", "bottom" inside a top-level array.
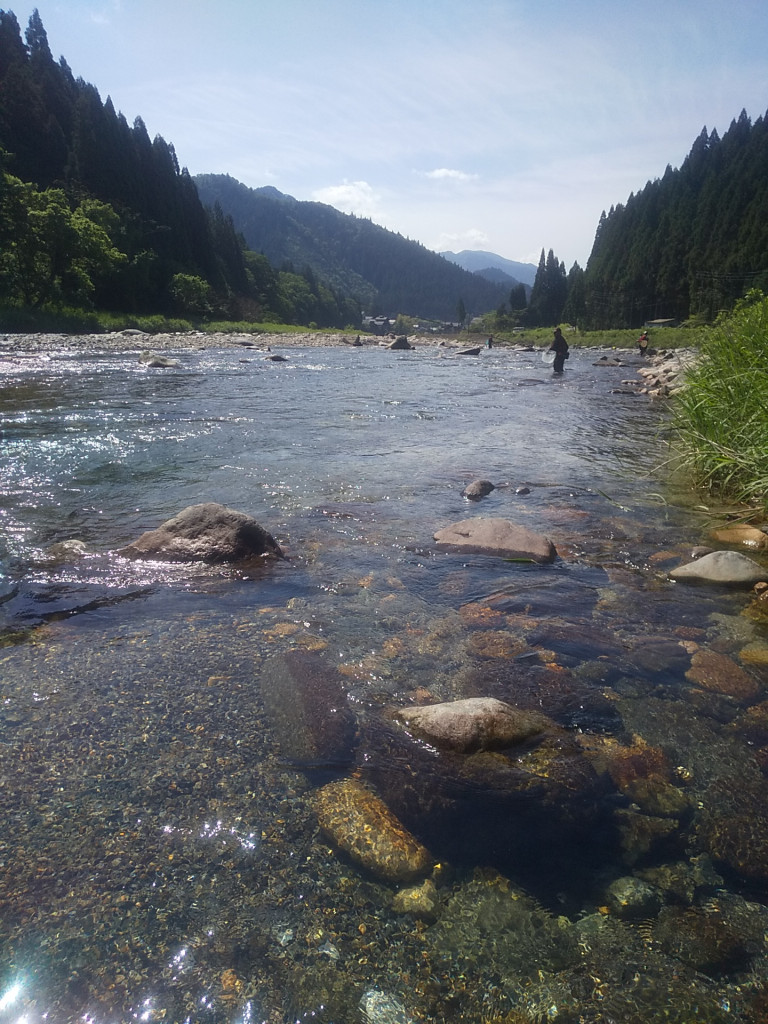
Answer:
[
  {"left": 441, "top": 250, "right": 537, "bottom": 287},
  {"left": 194, "top": 174, "right": 510, "bottom": 320}
]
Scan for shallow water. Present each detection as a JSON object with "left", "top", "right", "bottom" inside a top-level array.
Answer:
[{"left": 1, "top": 344, "right": 768, "bottom": 1023}]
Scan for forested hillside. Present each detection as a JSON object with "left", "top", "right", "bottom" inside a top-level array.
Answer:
[
  {"left": 582, "top": 109, "right": 768, "bottom": 328},
  {"left": 194, "top": 174, "right": 510, "bottom": 321}
]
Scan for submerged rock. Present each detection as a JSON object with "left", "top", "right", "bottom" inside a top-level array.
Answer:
[
  {"left": 359, "top": 988, "right": 413, "bottom": 1024},
  {"left": 669, "top": 549, "right": 768, "bottom": 585},
  {"left": 434, "top": 517, "right": 557, "bottom": 563},
  {"left": 315, "top": 778, "right": 433, "bottom": 883},
  {"left": 685, "top": 648, "right": 760, "bottom": 701},
  {"left": 39, "top": 539, "right": 88, "bottom": 564},
  {"left": 359, "top": 711, "right": 618, "bottom": 889},
  {"left": 391, "top": 878, "right": 438, "bottom": 922},
  {"left": 605, "top": 876, "right": 662, "bottom": 919},
  {"left": 119, "top": 502, "right": 283, "bottom": 563},
  {"left": 258, "top": 650, "right": 357, "bottom": 767}
]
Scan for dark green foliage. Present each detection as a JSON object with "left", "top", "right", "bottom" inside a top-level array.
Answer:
[
  {"left": 194, "top": 174, "right": 510, "bottom": 321},
  {"left": 582, "top": 109, "right": 768, "bottom": 328},
  {"left": 0, "top": 9, "right": 253, "bottom": 320},
  {"left": 526, "top": 248, "right": 568, "bottom": 326}
]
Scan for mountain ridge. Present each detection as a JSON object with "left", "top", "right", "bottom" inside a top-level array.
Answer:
[
  {"left": 441, "top": 250, "right": 537, "bottom": 286},
  {"left": 194, "top": 174, "right": 511, "bottom": 320}
]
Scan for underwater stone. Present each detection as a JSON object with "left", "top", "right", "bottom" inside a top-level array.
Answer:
[
  {"left": 391, "top": 878, "right": 439, "bottom": 922},
  {"left": 259, "top": 650, "right": 357, "bottom": 767},
  {"left": 685, "top": 649, "right": 760, "bottom": 701},
  {"left": 705, "top": 812, "right": 768, "bottom": 883},
  {"left": 359, "top": 988, "right": 413, "bottom": 1024},
  {"left": 434, "top": 517, "right": 556, "bottom": 563},
  {"left": 709, "top": 523, "right": 768, "bottom": 550},
  {"left": 315, "top": 778, "right": 433, "bottom": 883},
  {"left": 605, "top": 876, "right": 662, "bottom": 919}
]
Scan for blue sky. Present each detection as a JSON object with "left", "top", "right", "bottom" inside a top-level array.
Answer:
[{"left": 20, "top": 0, "right": 768, "bottom": 268}]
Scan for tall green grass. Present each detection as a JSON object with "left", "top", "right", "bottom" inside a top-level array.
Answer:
[{"left": 672, "top": 290, "right": 768, "bottom": 511}]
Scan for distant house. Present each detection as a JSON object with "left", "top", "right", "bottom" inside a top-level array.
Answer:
[{"left": 645, "top": 318, "right": 678, "bottom": 328}]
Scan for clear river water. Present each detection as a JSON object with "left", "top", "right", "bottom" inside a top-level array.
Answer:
[{"left": 2, "top": 342, "right": 768, "bottom": 1024}]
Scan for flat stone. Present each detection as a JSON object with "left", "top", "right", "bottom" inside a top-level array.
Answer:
[
  {"left": 315, "top": 778, "right": 433, "bottom": 883},
  {"left": 395, "top": 697, "right": 551, "bottom": 754},
  {"left": 434, "top": 517, "right": 556, "bottom": 563},
  {"left": 685, "top": 649, "right": 760, "bottom": 701},
  {"left": 669, "top": 550, "right": 768, "bottom": 586}
]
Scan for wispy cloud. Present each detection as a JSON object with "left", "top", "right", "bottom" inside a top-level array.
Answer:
[
  {"left": 311, "top": 181, "right": 382, "bottom": 218},
  {"left": 430, "top": 228, "right": 490, "bottom": 253},
  {"left": 423, "top": 168, "right": 478, "bottom": 183}
]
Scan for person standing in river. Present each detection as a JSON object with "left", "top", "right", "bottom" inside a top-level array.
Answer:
[{"left": 549, "top": 327, "right": 569, "bottom": 373}]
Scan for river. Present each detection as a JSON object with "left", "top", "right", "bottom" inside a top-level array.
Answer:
[{"left": 1, "top": 342, "right": 767, "bottom": 1023}]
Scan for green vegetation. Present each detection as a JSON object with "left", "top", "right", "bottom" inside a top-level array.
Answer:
[
  {"left": 466, "top": 322, "right": 700, "bottom": 350},
  {"left": 0, "top": 11, "right": 362, "bottom": 332},
  {"left": 672, "top": 290, "right": 768, "bottom": 511},
  {"left": 582, "top": 111, "right": 768, "bottom": 329}
]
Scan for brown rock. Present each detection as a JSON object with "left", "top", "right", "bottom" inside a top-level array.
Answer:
[
  {"left": 434, "top": 517, "right": 556, "bottom": 563},
  {"left": 315, "top": 778, "right": 433, "bottom": 883},
  {"left": 709, "top": 524, "right": 768, "bottom": 550},
  {"left": 462, "top": 479, "right": 495, "bottom": 500},
  {"left": 119, "top": 502, "right": 282, "bottom": 562},
  {"left": 705, "top": 812, "right": 768, "bottom": 883},
  {"left": 685, "top": 649, "right": 760, "bottom": 701},
  {"left": 395, "top": 697, "right": 551, "bottom": 754}
]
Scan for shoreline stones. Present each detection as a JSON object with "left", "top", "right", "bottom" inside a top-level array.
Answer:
[
  {"left": 434, "top": 517, "right": 556, "bottom": 563},
  {"left": 314, "top": 778, "right": 433, "bottom": 883},
  {"left": 119, "top": 502, "right": 283, "bottom": 563}
]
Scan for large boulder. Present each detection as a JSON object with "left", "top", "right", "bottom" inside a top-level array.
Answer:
[
  {"left": 359, "top": 707, "right": 618, "bottom": 889},
  {"left": 669, "top": 550, "right": 768, "bottom": 586},
  {"left": 387, "top": 335, "right": 412, "bottom": 350},
  {"left": 119, "top": 502, "right": 282, "bottom": 562},
  {"left": 434, "top": 517, "right": 556, "bottom": 563}
]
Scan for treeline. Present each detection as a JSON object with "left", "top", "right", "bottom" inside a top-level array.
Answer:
[
  {"left": 581, "top": 109, "right": 768, "bottom": 329},
  {"left": 0, "top": 9, "right": 360, "bottom": 328},
  {"left": 194, "top": 174, "right": 511, "bottom": 321}
]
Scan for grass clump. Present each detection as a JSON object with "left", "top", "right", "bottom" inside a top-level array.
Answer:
[{"left": 672, "top": 290, "right": 768, "bottom": 511}]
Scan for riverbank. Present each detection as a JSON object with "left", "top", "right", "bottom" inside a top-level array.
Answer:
[{"left": 0, "top": 329, "right": 375, "bottom": 354}]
